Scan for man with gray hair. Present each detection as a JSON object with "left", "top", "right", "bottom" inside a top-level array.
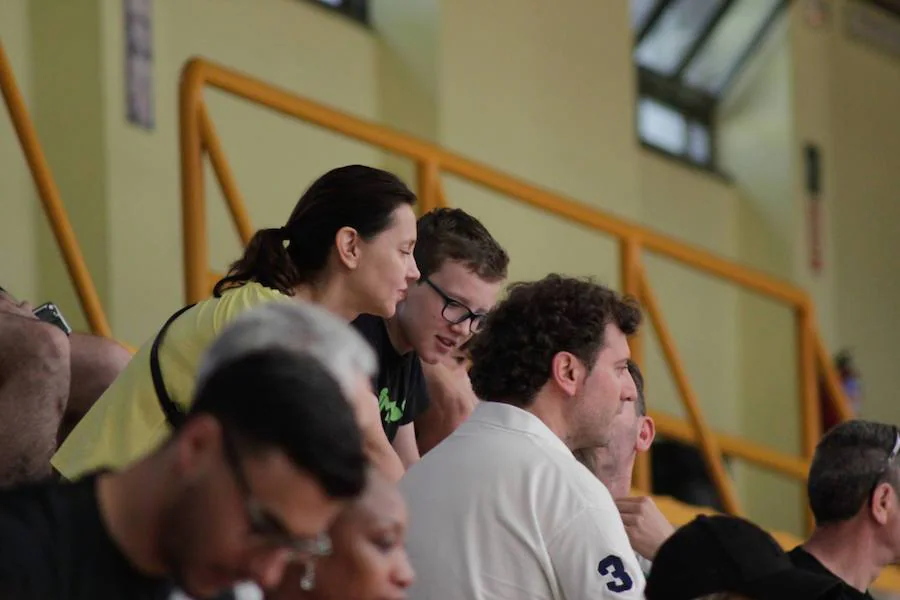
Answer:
[
  {"left": 198, "top": 301, "right": 379, "bottom": 431},
  {"left": 789, "top": 419, "right": 900, "bottom": 599},
  {"left": 0, "top": 301, "right": 372, "bottom": 600}
]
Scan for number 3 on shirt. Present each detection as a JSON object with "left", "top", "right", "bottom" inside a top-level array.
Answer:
[{"left": 597, "top": 555, "right": 634, "bottom": 593}]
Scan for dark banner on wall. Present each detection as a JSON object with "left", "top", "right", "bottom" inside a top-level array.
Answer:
[
  {"left": 805, "top": 143, "right": 823, "bottom": 275},
  {"left": 125, "top": 0, "right": 154, "bottom": 130}
]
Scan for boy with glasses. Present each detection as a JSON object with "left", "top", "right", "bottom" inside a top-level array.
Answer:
[
  {"left": 789, "top": 420, "right": 900, "bottom": 599},
  {"left": 352, "top": 208, "right": 508, "bottom": 467},
  {"left": 0, "top": 302, "right": 372, "bottom": 600}
]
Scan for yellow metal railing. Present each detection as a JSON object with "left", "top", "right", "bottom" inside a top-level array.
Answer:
[
  {"left": 178, "top": 56, "right": 854, "bottom": 518},
  {"left": 0, "top": 41, "right": 112, "bottom": 337}
]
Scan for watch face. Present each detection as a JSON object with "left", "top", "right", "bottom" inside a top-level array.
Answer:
[{"left": 33, "top": 303, "right": 73, "bottom": 336}]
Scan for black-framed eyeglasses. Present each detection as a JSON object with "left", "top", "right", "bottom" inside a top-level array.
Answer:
[
  {"left": 423, "top": 278, "right": 487, "bottom": 334},
  {"left": 221, "top": 431, "right": 332, "bottom": 561},
  {"left": 868, "top": 427, "right": 900, "bottom": 502}
]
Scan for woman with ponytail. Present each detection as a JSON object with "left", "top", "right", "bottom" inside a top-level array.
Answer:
[{"left": 54, "top": 165, "right": 420, "bottom": 482}]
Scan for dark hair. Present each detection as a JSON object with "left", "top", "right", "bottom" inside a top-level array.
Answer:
[
  {"left": 808, "top": 419, "right": 900, "bottom": 525},
  {"left": 188, "top": 348, "right": 366, "bottom": 498},
  {"left": 468, "top": 274, "right": 641, "bottom": 407},
  {"left": 414, "top": 208, "right": 508, "bottom": 282},
  {"left": 214, "top": 165, "right": 417, "bottom": 297},
  {"left": 629, "top": 360, "right": 646, "bottom": 416}
]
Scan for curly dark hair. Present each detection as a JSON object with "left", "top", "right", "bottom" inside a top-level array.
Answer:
[{"left": 468, "top": 274, "right": 641, "bottom": 407}]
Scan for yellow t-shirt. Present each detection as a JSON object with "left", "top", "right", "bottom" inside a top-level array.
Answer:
[{"left": 51, "top": 282, "right": 288, "bottom": 480}]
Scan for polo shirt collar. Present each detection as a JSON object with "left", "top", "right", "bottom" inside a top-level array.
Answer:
[{"left": 469, "top": 401, "right": 572, "bottom": 455}]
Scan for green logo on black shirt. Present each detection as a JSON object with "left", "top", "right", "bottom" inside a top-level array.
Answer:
[{"left": 378, "top": 387, "right": 406, "bottom": 424}]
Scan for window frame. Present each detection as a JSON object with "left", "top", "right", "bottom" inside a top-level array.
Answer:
[
  {"left": 637, "top": 68, "right": 718, "bottom": 171},
  {"left": 305, "top": 0, "right": 369, "bottom": 26},
  {"left": 632, "top": 0, "right": 789, "bottom": 175}
]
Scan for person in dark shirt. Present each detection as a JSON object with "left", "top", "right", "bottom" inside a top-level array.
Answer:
[
  {"left": 789, "top": 548, "right": 874, "bottom": 600},
  {"left": 0, "top": 302, "right": 374, "bottom": 600},
  {"left": 646, "top": 514, "right": 841, "bottom": 600},
  {"left": 351, "top": 208, "right": 508, "bottom": 468},
  {"left": 352, "top": 314, "right": 427, "bottom": 445},
  {"left": 789, "top": 419, "right": 900, "bottom": 599}
]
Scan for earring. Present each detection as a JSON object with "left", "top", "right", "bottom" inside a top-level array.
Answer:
[{"left": 299, "top": 561, "right": 316, "bottom": 592}]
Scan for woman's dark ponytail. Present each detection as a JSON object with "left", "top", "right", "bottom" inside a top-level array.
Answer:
[
  {"left": 213, "top": 165, "right": 416, "bottom": 298},
  {"left": 213, "top": 227, "right": 300, "bottom": 297}
]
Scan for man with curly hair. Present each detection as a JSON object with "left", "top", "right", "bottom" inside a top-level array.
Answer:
[{"left": 400, "top": 274, "right": 644, "bottom": 600}]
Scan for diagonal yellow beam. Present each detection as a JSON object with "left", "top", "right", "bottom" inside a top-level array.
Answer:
[
  {"left": 0, "top": 40, "right": 111, "bottom": 337},
  {"left": 638, "top": 267, "right": 742, "bottom": 515}
]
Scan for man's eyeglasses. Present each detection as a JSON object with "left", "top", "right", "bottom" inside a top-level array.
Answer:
[
  {"left": 868, "top": 427, "right": 900, "bottom": 502},
  {"left": 221, "top": 431, "right": 332, "bottom": 561},
  {"left": 423, "top": 278, "right": 487, "bottom": 334}
]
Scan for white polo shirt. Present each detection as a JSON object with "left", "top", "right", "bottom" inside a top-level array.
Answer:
[{"left": 400, "top": 402, "right": 646, "bottom": 600}]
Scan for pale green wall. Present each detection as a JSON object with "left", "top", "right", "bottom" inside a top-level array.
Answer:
[
  {"left": 716, "top": 0, "right": 900, "bottom": 532},
  {"left": 371, "top": 0, "right": 439, "bottom": 187},
  {"left": 0, "top": 0, "right": 37, "bottom": 301},
  {"left": 438, "top": 0, "right": 638, "bottom": 289},
  {"left": 638, "top": 152, "right": 740, "bottom": 437},
  {"left": 97, "top": 0, "right": 383, "bottom": 345},
  {"left": 719, "top": 18, "right": 804, "bottom": 534},
  {"left": 791, "top": 3, "right": 840, "bottom": 347},
  {"left": 29, "top": 0, "right": 109, "bottom": 334},
  {"left": 829, "top": 1, "right": 900, "bottom": 427},
  {"left": 4, "top": 0, "right": 382, "bottom": 344},
  {"left": 435, "top": 2, "right": 744, "bottom": 518}
]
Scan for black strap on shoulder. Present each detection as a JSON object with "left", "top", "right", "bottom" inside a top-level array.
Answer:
[{"left": 150, "top": 303, "right": 196, "bottom": 429}]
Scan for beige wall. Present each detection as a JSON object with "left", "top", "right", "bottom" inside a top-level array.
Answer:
[
  {"left": 790, "top": 3, "right": 840, "bottom": 347},
  {"left": 638, "top": 152, "right": 741, "bottom": 435},
  {"left": 97, "top": 0, "right": 383, "bottom": 344},
  {"left": 718, "top": 18, "right": 804, "bottom": 533},
  {"left": 4, "top": 0, "right": 382, "bottom": 343},
  {"left": 714, "top": 0, "right": 900, "bottom": 531},
  {"left": 438, "top": 0, "right": 638, "bottom": 289},
  {"left": 371, "top": 0, "right": 439, "bottom": 187},
  {"left": 28, "top": 0, "right": 110, "bottom": 334},
  {"left": 0, "top": 0, "right": 37, "bottom": 302},
  {"left": 434, "top": 0, "right": 746, "bottom": 523},
  {"left": 830, "top": 1, "right": 900, "bottom": 426}
]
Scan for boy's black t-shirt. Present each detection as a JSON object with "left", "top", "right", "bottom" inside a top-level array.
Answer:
[
  {"left": 352, "top": 314, "right": 429, "bottom": 442},
  {"left": 788, "top": 547, "right": 874, "bottom": 600},
  {"left": 0, "top": 473, "right": 172, "bottom": 600}
]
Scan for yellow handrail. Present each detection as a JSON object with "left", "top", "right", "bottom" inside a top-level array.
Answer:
[
  {"left": 638, "top": 266, "right": 741, "bottom": 515},
  {"left": 199, "top": 104, "right": 254, "bottom": 246},
  {"left": 0, "top": 40, "right": 112, "bottom": 338},
  {"left": 651, "top": 412, "right": 810, "bottom": 481},
  {"left": 176, "top": 56, "right": 854, "bottom": 528}
]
